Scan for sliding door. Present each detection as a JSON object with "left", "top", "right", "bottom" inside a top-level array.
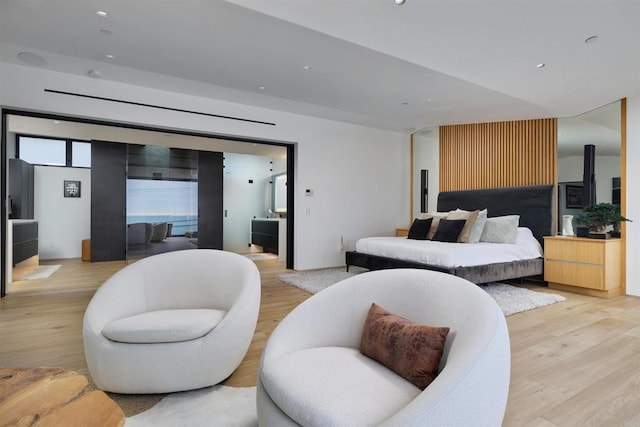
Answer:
[
  {"left": 91, "top": 141, "right": 127, "bottom": 261},
  {"left": 198, "top": 151, "right": 224, "bottom": 249}
]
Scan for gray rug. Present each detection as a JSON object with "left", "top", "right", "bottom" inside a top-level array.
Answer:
[{"left": 278, "top": 268, "right": 565, "bottom": 316}]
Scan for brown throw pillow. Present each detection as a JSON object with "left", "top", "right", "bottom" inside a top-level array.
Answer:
[
  {"left": 446, "top": 210, "right": 480, "bottom": 243},
  {"left": 360, "top": 303, "right": 450, "bottom": 390}
]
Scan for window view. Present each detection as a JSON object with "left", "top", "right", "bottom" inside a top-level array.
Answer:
[
  {"left": 126, "top": 145, "right": 200, "bottom": 258},
  {"left": 18, "top": 136, "right": 91, "bottom": 167},
  {"left": 72, "top": 141, "right": 91, "bottom": 167},
  {"left": 127, "top": 179, "right": 198, "bottom": 236},
  {"left": 18, "top": 137, "right": 66, "bottom": 166}
]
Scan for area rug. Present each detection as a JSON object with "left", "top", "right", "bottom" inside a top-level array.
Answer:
[
  {"left": 277, "top": 268, "right": 565, "bottom": 316},
  {"left": 13, "top": 264, "right": 61, "bottom": 281},
  {"left": 126, "top": 385, "right": 257, "bottom": 427}
]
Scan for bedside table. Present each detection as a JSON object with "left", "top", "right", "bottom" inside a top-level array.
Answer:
[
  {"left": 395, "top": 228, "right": 409, "bottom": 237},
  {"left": 543, "top": 236, "right": 622, "bottom": 298}
]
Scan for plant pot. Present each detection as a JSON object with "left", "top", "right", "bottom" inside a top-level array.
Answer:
[
  {"left": 588, "top": 232, "right": 610, "bottom": 239},
  {"left": 576, "top": 227, "right": 589, "bottom": 238}
]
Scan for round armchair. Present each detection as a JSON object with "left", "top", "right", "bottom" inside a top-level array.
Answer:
[
  {"left": 83, "top": 249, "right": 260, "bottom": 394},
  {"left": 257, "top": 268, "right": 510, "bottom": 426}
]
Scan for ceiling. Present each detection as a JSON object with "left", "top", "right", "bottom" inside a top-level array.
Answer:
[{"left": 1, "top": 0, "right": 638, "bottom": 134}]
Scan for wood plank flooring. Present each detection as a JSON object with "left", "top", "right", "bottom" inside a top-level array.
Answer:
[{"left": 1, "top": 257, "right": 639, "bottom": 426}]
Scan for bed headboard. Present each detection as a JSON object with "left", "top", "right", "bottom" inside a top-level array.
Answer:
[{"left": 437, "top": 185, "right": 554, "bottom": 246}]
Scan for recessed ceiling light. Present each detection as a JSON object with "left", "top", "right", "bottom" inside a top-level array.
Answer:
[
  {"left": 259, "top": 86, "right": 265, "bottom": 90},
  {"left": 536, "top": 63, "right": 546, "bottom": 69},
  {"left": 106, "top": 54, "right": 115, "bottom": 59},
  {"left": 402, "top": 102, "right": 409, "bottom": 106},
  {"left": 584, "top": 35, "right": 599, "bottom": 44},
  {"left": 17, "top": 51, "right": 47, "bottom": 66},
  {"left": 394, "top": 0, "right": 406, "bottom": 4},
  {"left": 52, "top": 120, "right": 61, "bottom": 124},
  {"left": 303, "top": 65, "right": 312, "bottom": 71},
  {"left": 87, "top": 69, "right": 102, "bottom": 79},
  {"left": 99, "top": 29, "right": 113, "bottom": 35},
  {"left": 96, "top": 10, "right": 109, "bottom": 17}
]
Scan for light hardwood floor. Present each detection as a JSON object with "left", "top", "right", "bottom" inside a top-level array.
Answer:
[{"left": 1, "top": 258, "right": 639, "bottom": 426}]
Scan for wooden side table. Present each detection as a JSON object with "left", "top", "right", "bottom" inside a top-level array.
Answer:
[
  {"left": 396, "top": 228, "right": 409, "bottom": 237},
  {"left": 543, "top": 236, "right": 622, "bottom": 298},
  {"left": 0, "top": 367, "right": 125, "bottom": 427}
]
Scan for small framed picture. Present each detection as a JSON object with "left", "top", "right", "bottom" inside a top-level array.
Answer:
[
  {"left": 565, "top": 184, "right": 583, "bottom": 209},
  {"left": 64, "top": 180, "right": 81, "bottom": 198}
]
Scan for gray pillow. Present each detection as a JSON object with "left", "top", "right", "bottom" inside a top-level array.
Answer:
[
  {"left": 479, "top": 215, "right": 520, "bottom": 244},
  {"left": 468, "top": 209, "right": 488, "bottom": 243}
]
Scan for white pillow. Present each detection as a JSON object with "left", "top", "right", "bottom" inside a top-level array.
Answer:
[
  {"left": 455, "top": 208, "right": 487, "bottom": 243},
  {"left": 480, "top": 215, "right": 520, "bottom": 244}
]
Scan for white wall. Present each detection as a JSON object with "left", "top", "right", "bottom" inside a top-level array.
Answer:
[
  {"left": 557, "top": 155, "right": 621, "bottom": 204},
  {"left": 34, "top": 166, "right": 91, "bottom": 260},
  {"left": 1, "top": 61, "right": 408, "bottom": 270},
  {"left": 625, "top": 96, "right": 639, "bottom": 296}
]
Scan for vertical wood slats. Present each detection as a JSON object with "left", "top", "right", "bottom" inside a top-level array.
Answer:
[{"left": 439, "top": 118, "right": 557, "bottom": 191}]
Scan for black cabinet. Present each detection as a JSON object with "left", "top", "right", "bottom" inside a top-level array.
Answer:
[
  {"left": 13, "top": 221, "right": 38, "bottom": 266},
  {"left": 251, "top": 220, "right": 278, "bottom": 254},
  {"left": 9, "top": 159, "right": 34, "bottom": 219}
]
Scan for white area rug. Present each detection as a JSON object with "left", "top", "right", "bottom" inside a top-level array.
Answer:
[
  {"left": 13, "top": 264, "right": 61, "bottom": 281},
  {"left": 278, "top": 268, "right": 565, "bottom": 316},
  {"left": 126, "top": 385, "right": 257, "bottom": 427}
]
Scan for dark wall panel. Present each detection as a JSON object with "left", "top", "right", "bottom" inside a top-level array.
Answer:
[
  {"left": 91, "top": 141, "right": 127, "bottom": 261},
  {"left": 198, "top": 151, "right": 223, "bottom": 249}
]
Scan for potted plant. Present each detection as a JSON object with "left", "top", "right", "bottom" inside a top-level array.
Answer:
[{"left": 575, "top": 203, "right": 631, "bottom": 238}]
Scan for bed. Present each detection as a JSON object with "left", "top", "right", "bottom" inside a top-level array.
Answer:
[{"left": 345, "top": 185, "right": 554, "bottom": 284}]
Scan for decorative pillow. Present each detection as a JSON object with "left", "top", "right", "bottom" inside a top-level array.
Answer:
[
  {"left": 360, "top": 303, "right": 450, "bottom": 390},
  {"left": 407, "top": 218, "right": 433, "bottom": 240},
  {"left": 480, "top": 215, "right": 520, "bottom": 244},
  {"left": 431, "top": 219, "right": 466, "bottom": 243},
  {"left": 446, "top": 210, "right": 479, "bottom": 243},
  {"left": 419, "top": 212, "right": 448, "bottom": 239},
  {"left": 454, "top": 208, "right": 488, "bottom": 243}
]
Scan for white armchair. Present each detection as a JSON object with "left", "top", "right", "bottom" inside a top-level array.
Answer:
[
  {"left": 257, "top": 268, "right": 510, "bottom": 426},
  {"left": 83, "top": 249, "right": 260, "bottom": 394}
]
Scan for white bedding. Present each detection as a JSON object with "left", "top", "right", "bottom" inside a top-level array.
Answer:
[{"left": 355, "top": 227, "right": 543, "bottom": 268}]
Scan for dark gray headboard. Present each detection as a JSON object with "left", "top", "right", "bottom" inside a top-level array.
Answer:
[{"left": 437, "top": 185, "right": 554, "bottom": 246}]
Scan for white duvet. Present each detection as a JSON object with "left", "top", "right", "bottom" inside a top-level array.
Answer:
[{"left": 355, "top": 227, "right": 543, "bottom": 268}]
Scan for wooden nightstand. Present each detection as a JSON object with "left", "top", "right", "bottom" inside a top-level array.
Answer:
[
  {"left": 543, "top": 236, "right": 622, "bottom": 298},
  {"left": 396, "top": 228, "right": 409, "bottom": 237}
]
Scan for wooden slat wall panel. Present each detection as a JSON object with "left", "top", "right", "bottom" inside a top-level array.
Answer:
[{"left": 439, "top": 118, "right": 557, "bottom": 191}]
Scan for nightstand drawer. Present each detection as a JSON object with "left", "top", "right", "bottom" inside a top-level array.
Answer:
[
  {"left": 544, "top": 238, "right": 604, "bottom": 264},
  {"left": 545, "top": 260, "right": 604, "bottom": 290}
]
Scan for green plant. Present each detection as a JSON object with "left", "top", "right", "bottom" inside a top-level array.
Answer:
[{"left": 575, "top": 203, "right": 631, "bottom": 231}]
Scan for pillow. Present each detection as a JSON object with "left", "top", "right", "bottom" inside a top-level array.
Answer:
[
  {"left": 360, "top": 303, "right": 450, "bottom": 390},
  {"left": 419, "top": 212, "right": 448, "bottom": 239},
  {"left": 479, "top": 215, "right": 520, "bottom": 244},
  {"left": 446, "top": 210, "right": 479, "bottom": 243},
  {"left": 454, "top": 208, "right": 488, "bottom": 243},
  {"left": 431, "top": 219, "right": 466, "bottom": 243},
  {"left": 407, "top": 218, "right": 433, "bottom": 240}
]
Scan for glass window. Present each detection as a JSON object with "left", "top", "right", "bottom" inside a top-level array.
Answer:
[
  {"left": 72, "top": 141, "right": 91, "bottom": 167},
  {"left": 19, "top": 137, "right": 66, "bottom": 166}
]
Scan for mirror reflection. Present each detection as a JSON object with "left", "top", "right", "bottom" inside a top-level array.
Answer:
[{"left": 557, "top": 100, "right": 621, "bottom": 233}]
